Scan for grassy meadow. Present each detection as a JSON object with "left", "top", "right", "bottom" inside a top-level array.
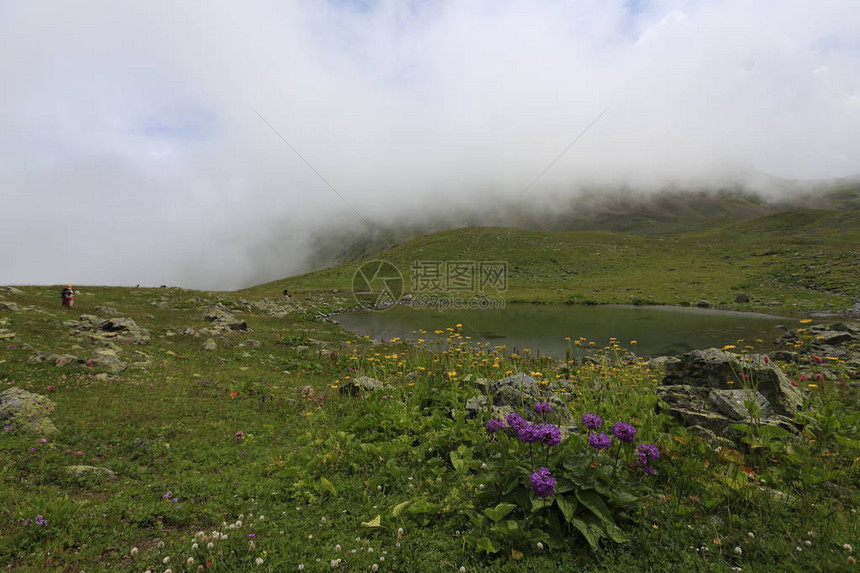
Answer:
[{"left": 1, "top": 210, "right": 859, "bottom": 572}]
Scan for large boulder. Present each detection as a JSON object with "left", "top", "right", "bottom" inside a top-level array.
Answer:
[
  {"left": 662, "top": 348, "right": 802, "bottom": 415},
  {"left": 0, "top": 387, "right": 58, "bottom": 434},
  {"left": 467, "top": 373, "right": 575, "bottom": 427}
]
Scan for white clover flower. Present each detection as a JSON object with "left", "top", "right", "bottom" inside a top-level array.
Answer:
[
  {"left": 747, "top": 532, "right": 755, "bottom": 539},
  {"left": 207, "top": 542, "right": 214, "bottom": 550},
  {"left": 805, "top": 540, "right": 812, "bottom": 546},
  {"left": 259, "top": 515, "right": 265, "bottom": 521},
  {"left": 372, "top": 564, "right": 379, "bottom": 572},
  {"left": 397, "top": 527, "right": 404, "bottom": 537},
  {"left": 238, "top": 514, "right": 244, "bottom": 520},
  {"left": 298, "top": 564, "right": 304, "bottom": 571},
  {"left": 156, "top": 541, "right": 165, "bottom": 549},
  {"left": 235, "top": 520, "right": 242, "bottom": 527},
  {"left": 330, "top": 558, "right": 341, "bottom": 568},
  {"left": 187, "top": 557, "right": 194, "bottom": 566},
  {"left": 221, "top": 535, "right": 228, "bottom": 540},
  {"left": 459, "top": 567, "right": 466, "bottom": 573},
  {"left": 131, "top": 547, "right": 139, "bottom": 556},
  {"left": 844, "top": 544, "right": 854, "bottom": 552},
  {"left": 164, "top": 569, "right": 172, "bottom": 573},
  {"left": 227, "top": 524, "right": 236, "bottom": 530},
  {"left": 733, "top": 546, "right": 742, "bottom": 555},
  {"left": 191, "top": 543, "right": 198, "bottom": 550},
  {"left": 255, "top": 557, "right": 264, "bottom": 566},
  {"left": 320, "top": 517, "right": 327, "bottom": 524},
  {"left": 379, "top": 556, "right": 385, "bottom": 561},
  {"left": 163, "top": 556, "right": 171, "bottom": 564},
  {"left": 335, "top": 544, "right": 342, "bottom": 551},
  {"left": 537, "top": 542, "right": 544, "bottom": 551}
]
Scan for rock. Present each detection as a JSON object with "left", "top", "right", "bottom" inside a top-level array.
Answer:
[
  {"left": 240, "top": 339, "right": 262, "bottom": 347},
  {"left": 483, "top": 373, "right": 575, "bottom": 426},
  {"left": 339, "top": 375, "right": 389, "bottom": 396},
  {"left": 708, "top": 389, "right": 774, "bottom": 420},
  {"left": 735, "top": 293, "right": 750, "bottom": 303},
  {"left": 814, "top": 330, "right": 855, "bottom": 346},
  {"left": 97, "top": 318, "right": 150, "bottom": 343},
  {"left": 88, "top": 349, "right": 127, "bottom": 374},
  {"left": 28, "top": 351, "right": 81, "bottom": 366},
  {"left": 0, "top": 286, "right": 25, "bottom": 295},
  {"left": 771, "top": 350, "right": 797, "bottom": 362},
  {"left": 662, "top": 348, "right": 802, "bottom": 416},
  {"left": 696, "top": 300, "right": 712, "bottom": 308},
  {"left": 0, "top": 328, "right": 15, "bottom": 340},
  {"left": 0, "top": 387, "right": 58, "bottom": 434},
  {"left": 0, "top": 301, "right": 21, "bottom": 312},
  {"left": 64, "top": 465, "right": 116, "bottom": 480},
  {"left": 202, "top": 338, "right": 217, "bottom": 351},
  {"left": 93, "top": 306, "right": 122, "bottom": 316},
  {"left": 649, "top": 356, "right": 682, "bottom": 369}
]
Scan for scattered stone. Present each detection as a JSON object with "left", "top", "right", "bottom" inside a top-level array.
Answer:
[
  {"left": 0, "top": 301, "right": 21, "bottom": 312},
  {"left": 203, "top": 338, "right": 217, "bottom": 351},
  {"left": 28, "top": 351, "right": 81, "bottom": 366},
  {"left": 87, "top": 348, "right": 127, "bottom": 374},
  {"left": 735, "top": 293, "right": 750, "bottom": 303},
  {"left": 662, "top": 348, "right": 802, "bottom": 415},
  {"left": 696, "top": 300, "right": 712, "bottom": 308},
  {"left": 202, "top": 307, "right": 249, "bottom": 332},
  {"left": 0, "top": 286, "right": 25, "bottom": 295},
  {"left": 93, "top": 306, "right": 122, "bottom": 316},
  {"left": 64, "top": 465, "right": 116, "bottom": 480},
  {"left": 240, "top": 339, "right": 262, "bottom": 347},
  {"left": 0, "top": 387, "right": 58, "bottom": 434}
]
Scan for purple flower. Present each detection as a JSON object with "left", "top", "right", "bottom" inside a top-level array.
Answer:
[
  {"left": 34, "top": 515, "right": 48, "bottom": 526},
  {"left": 486, "top": 418, "right": 506, "bottom": 433},
  {"left": 2, "top": 426, "right": 11, "bottom": 431},
  {"left": 637, "top": 443, "right": 660, "bottom": 471},
  {"left": 529, "top": 467, "right": 556, "bottom": 498},
  {"left": 534, "top": 401, "right": 553, "bottom": 415},
  {"left": 588, "top": 432, "right": 612, "bottom": 450},
  {"left": 506, "top": 412, "right": 528, "bottom": 432},
  {"left": 611, "top": 422, "right": 637, "bottom": 443},
  {"left": 581, "top": 413, "right": 602, "bottom": 430},
  {"left": 536, "top": 424, "right": 562, "bottom": 447},
  {"left": 517, "top": 423, "right": 541, "bottom": 444}
]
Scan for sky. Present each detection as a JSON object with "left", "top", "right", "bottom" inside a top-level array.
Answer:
[{"left": 2, "top": 0, "right": 859, "bottom": 289}]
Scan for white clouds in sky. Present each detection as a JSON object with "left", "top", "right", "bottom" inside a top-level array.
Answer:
[{"left": 2, "top": 0, "right": 858, "bottom": 288}]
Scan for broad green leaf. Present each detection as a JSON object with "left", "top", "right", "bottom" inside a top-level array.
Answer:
[
  {"left": 476, "top": 537, "right": 501, "bottom": 554},
  {"left": 576, "top": 489, "right": 614, "bottom": 526},
  {"left": 391, "top": 501, "right": 410, "bottom": 517},
  {"left": 319, "top": 477, "right": 337, "bottom": 495},
  {"left": 569, "top": 515, "right": 603, "bottom": 551},
  {"left": 484, "top": 503, "right": 517, "bottom": 523},
  {"left": 555, "top": 494, "right": 578, "bottom": 523},
  {"left": 360, "top": 514, "right": 382, "bottom": 528},
  {"left": 602, "top": 521, "right": 629, "bottom": 544}
]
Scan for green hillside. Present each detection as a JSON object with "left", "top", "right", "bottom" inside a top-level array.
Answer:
[{"left": 244, "top": 209, "right": 859, "bottom": 315}]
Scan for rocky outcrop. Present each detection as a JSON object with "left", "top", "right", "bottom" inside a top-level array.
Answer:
[
  {"left": 65, "top": 315, "right": 150, "bottom": 344},
  {"left": 201, "top": 307, "right": 248, "bottom": 334},
  {"left": 0, "top": 387, "right": 58, "bottom": 434},
  {"left": 657, "top": 348, "right": 802, "bottom": 438},
  {"left": 465, "top": 373, "right": 575, "bottom": 428}
]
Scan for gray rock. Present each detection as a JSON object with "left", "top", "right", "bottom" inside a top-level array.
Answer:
[
  {"left": 0, "top": 286, "right": 25, "bottom": 295},
  {"left": 202, "top": 338, "right": 217, "bottom": 351},
  {"left": 814, "top": 330, "right": 855, "bottom": 346},
  {"left": 240, "top": 339, "right": 262, "bottom": 347},
  {"left": 88, "top": 348, "right": 127, "bottom": 374},
  {"left": 64, "top": 465, "right": 116, "bottom": 480},
  {"left": 93, "top": 306, "right": 122, "bottom": 316},
  {"left": 0, "top": 301, "right": 21, "bottom": 312},
  {"left": 0, "top": 387, "right": 58, "bottom": 434},
  {"left": 696, "top": 300, "right": 712, "bottom": 308},
  {"left": 735, "top": 293, "right": 750, "bottom": 303},
  {"left": 28, "top": 351, "right": 80, "bottom": 366},
  {"left": 662, "top": 348, "right": 802, "bottom": 416},
  {"left": 485, "top": 373, "right": 574, "bottom": 426},
  {"left": 708, "top": 389, "right": 774, "bottom": 420}
]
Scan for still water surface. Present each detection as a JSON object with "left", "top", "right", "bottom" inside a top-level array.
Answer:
[{"left": 335, "top": 304, "right": 791, "bottom": 358}]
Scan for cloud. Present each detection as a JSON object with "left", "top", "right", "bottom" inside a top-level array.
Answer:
[{"left": 1, "top": 0, "right": 858, "bottom": 288}]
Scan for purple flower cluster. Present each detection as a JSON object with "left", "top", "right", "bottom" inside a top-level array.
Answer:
[
  {"left": 20, "top": 515, "right": 48, "bottom": 527},
  {"left": 588, "top": 432, "right": 612, "bottom": 450},
  {"left": 529, "top": 467, "right": 556, "bottom": 498},
  {"left": 162, "top": 491, "right": 179, "bottom": 503},
  {"left": 581, "top": 413, "right": 602, "bottom": 430},
  {"left": 488, "top": 414, "right": 562, "bottom": 446},
  {"left": 611, "top": 422, "right": 637, "bottom": 443},
  {"left": 636, "top": 443, "right": 660, "bottom": 475},
  {"left": 534, "top": 401, "right": 553, "bottom": 415},
  {"left": 486, "top": 418, "right": 506, "bottom": 433}
]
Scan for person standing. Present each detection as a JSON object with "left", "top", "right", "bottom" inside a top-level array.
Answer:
[{"left": 61, "top": 284, "right": 75, "bottom": 309}]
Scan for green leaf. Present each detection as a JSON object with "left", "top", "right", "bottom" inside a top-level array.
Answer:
[
  {"left": 575, "top": 489, "right": 614, "bottom": 527},
  {"left": 319, "top": 477, "right": 337, "bottom": 495},
  {"left": 475, "top": 537, "right": 501, "bottom": 554},
  {"left": 569, "top": 515, "right": 604, "bottom": 551},
  {"left": 555, "top": 494, "right": 578, "bottom": 523},
  {"left": 392, "top": 501, "right": 410, "bottom": 517},
  {"left": 602, "top": 521, "right": 629, "bottom": 544},
  {"left": 483, "top": 503, "right": 517, "bottom": 523},
  {"left": 360, "top": 515, "right": 382, "bottom": 528}
]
